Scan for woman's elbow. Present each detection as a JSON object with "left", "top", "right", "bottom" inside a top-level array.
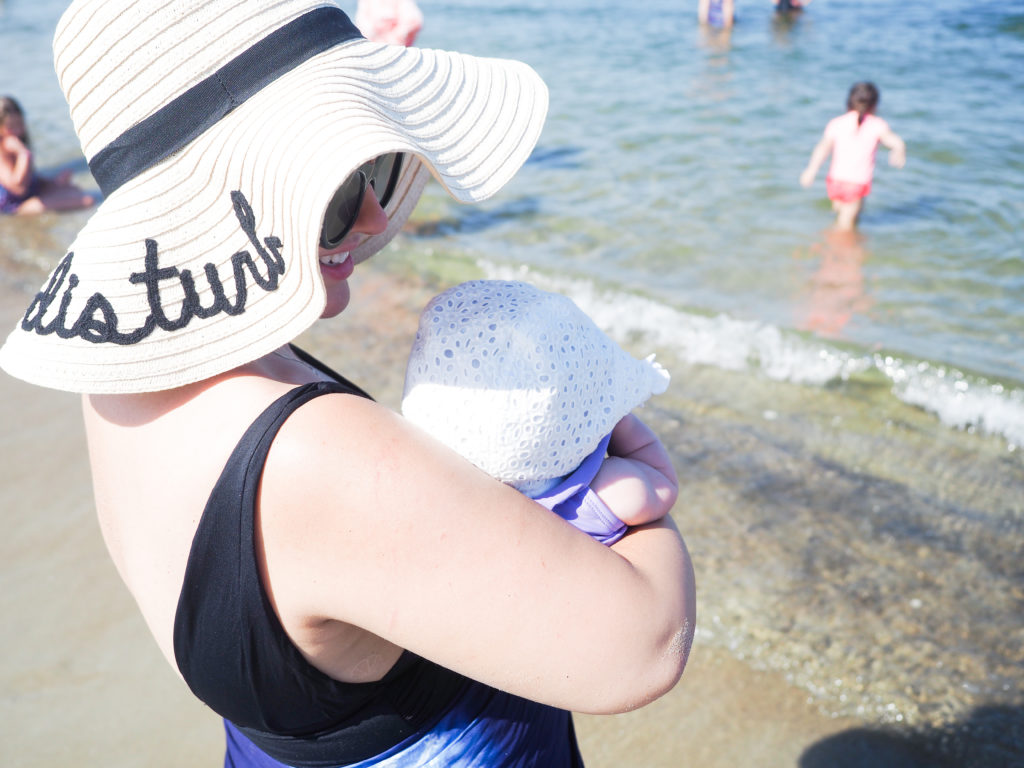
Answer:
[
  {"left": 582, "top": 626, "right": 694, "bottom": 714},
  {"left": 634, "top": 610, "right": 695, "bottom": 710},
  {"left": 630, "top": 547, "right": 697, "bottom": 709},
  {"left": 576, "top": 524, "right": 696, "bottom": 714},
  {"left": 590, "top": 593, "right": 696, "bottom": 714}
]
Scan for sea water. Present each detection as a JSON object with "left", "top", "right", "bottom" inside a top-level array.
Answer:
[{"left": 1, "top": 0, "right": 1022, "bottom": 765}]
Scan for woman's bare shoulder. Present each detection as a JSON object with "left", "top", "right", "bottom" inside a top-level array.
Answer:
[
  {"left": 79, "top": 370, "right": 304, "bottom": 669},
  {"left": 258, "top": 392, "right": 694, "bottom": 712}
]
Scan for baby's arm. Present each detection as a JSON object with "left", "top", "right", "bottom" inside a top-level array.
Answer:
[
  {"left": 0, "top": 134, "right": 33, "bottom": 195},
  {"left": 800, "top": 131, "right": 833, "bottom": 188},
  {"left": 880, "top": 128, "right": 906, "bottom": 169},
  {"left": 591, "top": 414, "right": 679, "bottom": 528}
]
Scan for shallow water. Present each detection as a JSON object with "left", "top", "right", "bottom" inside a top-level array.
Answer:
[
  {"left": 1, "top": 0, "right": 1023, "bottom": 765},
  {"left": 413, "top": 0, "right": 1024, "bottom": 446}
]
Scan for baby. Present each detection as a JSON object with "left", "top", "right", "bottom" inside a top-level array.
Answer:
[{"left": 402, "top": 279, "right": 676, "bottom": 544}]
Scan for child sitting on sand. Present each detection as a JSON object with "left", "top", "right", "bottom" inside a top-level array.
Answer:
[
  {"left": 402, "top": 279, "right": 677, "bottom": 544},
  {"left": 0, "top": 96, "right": 94, "bottom": 215},
  {"left": 800, "top": 82, "right": 906, "bottom": 230}
]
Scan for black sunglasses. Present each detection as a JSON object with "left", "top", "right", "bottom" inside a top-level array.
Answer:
[{"left": 319, "top": 152, "right": 404, "bottom": 249}]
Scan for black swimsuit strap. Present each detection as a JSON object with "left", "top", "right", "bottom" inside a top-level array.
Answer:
[
  {"left": 289, "top": 345, "right": 373, "bottom": 399},
  {"left": 173, "top": 379, "right": 467, "bottom": 765}
]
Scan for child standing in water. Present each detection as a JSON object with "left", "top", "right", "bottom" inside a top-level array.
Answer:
[
  {"left": 0, "top": 96, "right": 94, "bottom": 215},
  {"left": 800, "top": 82, "right": 906, "bottom": 230}
]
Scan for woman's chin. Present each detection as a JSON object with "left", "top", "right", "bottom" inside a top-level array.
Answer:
[
  {"left": 320, "top": 282, "right": 351, "bottom": 319},
  {"left": 318, "top": 252, "right": 355, "bottom": 318}
]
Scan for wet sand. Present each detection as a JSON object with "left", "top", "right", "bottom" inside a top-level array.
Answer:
[{"left": 0, "top": 267, "right": 958, "bottom": 767}]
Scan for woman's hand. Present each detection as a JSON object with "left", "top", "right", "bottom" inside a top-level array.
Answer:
[{"left": 591, "top": 413, "right": 679, "bottom": 527}]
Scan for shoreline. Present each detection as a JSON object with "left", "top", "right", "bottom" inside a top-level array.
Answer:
[{"left": 0, "top": 260, "right": 1003, "bottom": 767}]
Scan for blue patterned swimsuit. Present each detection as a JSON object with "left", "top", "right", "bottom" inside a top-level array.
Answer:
[{"left": 175, "top": 350, "right": 585, "bottom": 768}]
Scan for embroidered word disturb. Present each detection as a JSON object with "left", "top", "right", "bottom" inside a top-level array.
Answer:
[{"left": 20, "top": 192, "right": 285, "bottom": 344}]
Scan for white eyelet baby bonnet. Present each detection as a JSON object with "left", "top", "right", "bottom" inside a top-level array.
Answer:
[
  {"left": 401, "top": 280, "right": 671, "bottom": 496},
  {"left": 0, "top": 0, "right": 547, "bottom": 394}
]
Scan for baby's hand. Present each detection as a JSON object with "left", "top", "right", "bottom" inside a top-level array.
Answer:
[
  {"left": 591, "top": 414, "right": 679, "bottom": 528},
  {"left": 799, "top": 168, "right": 815, "bottom": 188},
  {"left": 888, "top": 146, "right": 906, "bottom": 169}
]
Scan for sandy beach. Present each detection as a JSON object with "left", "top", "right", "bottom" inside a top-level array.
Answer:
[{"left": 0, "top": 262, "right": 964, "bottom": 768}]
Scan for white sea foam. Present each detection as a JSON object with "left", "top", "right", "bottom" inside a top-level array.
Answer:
[
  {"left": 478, "top": 261, "right": 1024, "bottom": 449},
  {"left": 884, "top": 357, "right": 1024, "bottom": 448}
]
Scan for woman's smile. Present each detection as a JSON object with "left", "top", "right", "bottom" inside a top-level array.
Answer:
[{"left": 318, "top": 249, "right": 354, "bottom": 280}]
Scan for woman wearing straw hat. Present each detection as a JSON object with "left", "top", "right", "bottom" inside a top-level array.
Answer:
[{"left": 0, "top": 1, "right": 696, "bottom": 766}]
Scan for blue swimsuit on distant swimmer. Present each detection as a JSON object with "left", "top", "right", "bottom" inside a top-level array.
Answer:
[
  {"left": 173, "top": 348, "right": 585, "bottom": 768},
  {"left": 706, "top": 0, "right": 726, "bottom": 27}
]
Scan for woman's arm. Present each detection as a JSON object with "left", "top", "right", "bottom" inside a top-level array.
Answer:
[
  {"left": 258, "top": 394, "right": 696, "bottom": 714},
  {"left": 0, "top": 134, "right": 34, "bottom": 195}
]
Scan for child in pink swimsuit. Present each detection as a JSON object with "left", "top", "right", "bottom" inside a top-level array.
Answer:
[{"left": 800, "top": 82, "right": 906, "bottom": 230}]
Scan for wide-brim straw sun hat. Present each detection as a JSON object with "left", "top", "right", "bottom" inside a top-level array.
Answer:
[
  {"left": 401, "top": 280, "right": 671, "bottom": 495},
  {"left": 0, "top": 0, "right": 548, "bottom": 394}
]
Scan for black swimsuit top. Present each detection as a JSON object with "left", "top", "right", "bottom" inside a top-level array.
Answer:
[{"left": 172, "top": 349, "right": 467, "bottom": 766}]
